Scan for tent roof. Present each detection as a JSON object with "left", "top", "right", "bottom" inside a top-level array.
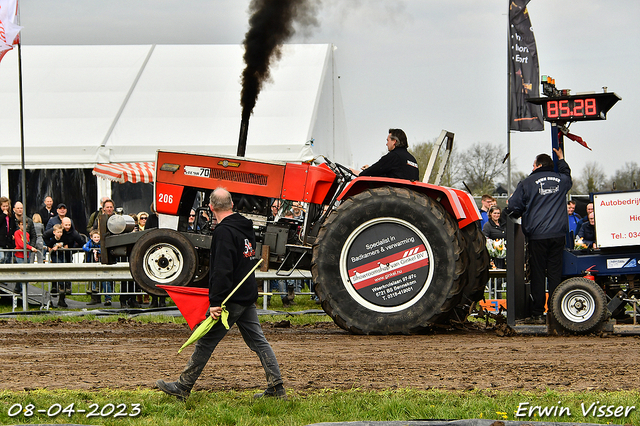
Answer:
[{"left": 0, "top": 44, "right": 351, "bottom": 171}]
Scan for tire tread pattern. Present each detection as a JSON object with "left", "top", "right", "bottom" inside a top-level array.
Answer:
[{"left": 312, "top": 187, "right": 467, "bottom": 334}]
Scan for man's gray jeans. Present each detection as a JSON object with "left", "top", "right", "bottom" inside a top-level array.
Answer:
[{"left": 177, "top": 302, "right": 283, "bottom": 391}]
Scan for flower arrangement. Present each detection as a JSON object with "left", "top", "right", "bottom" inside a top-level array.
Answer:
[
  {"left": 486, "top": 238, "right": 506, "bottom": 259},
  {"left": 574, "top": 236, "right": 588, "bottom": 250}
]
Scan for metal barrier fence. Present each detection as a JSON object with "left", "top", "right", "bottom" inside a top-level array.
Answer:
[
  {"left": 2, "top": 251, "right": 505, "bottom": 313},
  {"left": 487, "top": 276, "right": 507, "bottom": 299},
  {"left": 0, "top": 255, "right": 314, "bottom": 312},
  {"left": 0, "top": 247, "right": 145, "bottom": 311}
]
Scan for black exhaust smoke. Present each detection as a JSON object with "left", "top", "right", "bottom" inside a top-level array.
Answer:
[{"left": 237, "top": 0, "right": 320, "bottom": 157}]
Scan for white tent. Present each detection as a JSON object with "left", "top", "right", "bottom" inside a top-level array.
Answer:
[{"left": 0, "top": 43, "right": 351, "bottom": 195}]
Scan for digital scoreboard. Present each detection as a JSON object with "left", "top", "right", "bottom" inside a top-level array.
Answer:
[{"left": 528, "top": 92, "right": 620, "bottom": 123}]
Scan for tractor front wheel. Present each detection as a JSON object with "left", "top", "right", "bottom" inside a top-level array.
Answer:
[{"left": 130, "top": 229, "right": 197, "bottom": 295}]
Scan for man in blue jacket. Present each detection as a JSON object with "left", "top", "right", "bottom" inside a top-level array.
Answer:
[
  {"left": 156, "top": 188, "right": 285, "bottom": 401},
  {"left": 506, "top": 148, "right": 572, "bottom": 324}
]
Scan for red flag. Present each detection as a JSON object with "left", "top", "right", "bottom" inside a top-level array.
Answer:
[
  {"left": 157, "top": 285, "right": 210, "bottom": 330},
  {"left": 0, "top": 0, "right": 21, "bottom": 64},
  {"left": 564, "top": 131, "right": 592, "bottom": 151}
]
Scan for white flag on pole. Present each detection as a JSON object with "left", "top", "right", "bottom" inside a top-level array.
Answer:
[{"left": 0, "top": 0, "right": 22, "bottom": 62}]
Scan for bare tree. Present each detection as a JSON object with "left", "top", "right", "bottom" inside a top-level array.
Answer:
[
  {"left": 458, "top": 142, "right": 507, "bottom": 195},
  {"left": 511, "top": 170, "right": 529, "bottom": 187},
  {"left": 572, "top": 161, "right": 607, "bottom": 194},
  {"left": 409, "top": 140, "right": 461, "bottom": 188},
  {"left": 609, "top": 162, "right": 640, "bottom": 191}
]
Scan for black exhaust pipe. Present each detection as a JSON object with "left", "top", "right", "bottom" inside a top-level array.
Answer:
[{"left": 237, "top": 117, "right": 249, "bottom": 157}]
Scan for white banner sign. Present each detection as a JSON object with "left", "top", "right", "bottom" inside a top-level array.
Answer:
[{"left": 593, "top": 191, "right": 640, "bottom": 248}]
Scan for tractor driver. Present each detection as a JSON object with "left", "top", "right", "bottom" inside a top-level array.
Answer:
[{"left": 351, "top": 128, "right": 420, "bottom": 181}]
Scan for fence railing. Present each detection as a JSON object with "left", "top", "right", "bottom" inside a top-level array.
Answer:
[
  {"left": 0, "top": 259, "right": 313, "bottom": 312},
  {"left": 2, "top": 252, "right": 506, "bottom": 312}
]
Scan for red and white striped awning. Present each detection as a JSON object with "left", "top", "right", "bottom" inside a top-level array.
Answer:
[{"left": 92, "top": 162, "right": 155, "bottom": 184}]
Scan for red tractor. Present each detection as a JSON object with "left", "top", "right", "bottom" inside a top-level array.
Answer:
[{"left": 101, "top": 147, "right": 489, "bottom": 334}]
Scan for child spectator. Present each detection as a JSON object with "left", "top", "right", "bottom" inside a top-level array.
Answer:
[
  {"left": 13, "top": 220, "right": 38, "bottom": 294},
  {"left": 83, "top": 230, "right": 112, "bottom": 306},
  {"left": 46, "top": 224, "right": 68, "bottom": 307}
]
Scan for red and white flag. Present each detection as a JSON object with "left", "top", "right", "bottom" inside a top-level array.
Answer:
[{"left": 0, "top": 0, "right": 21, "bottom": 63}]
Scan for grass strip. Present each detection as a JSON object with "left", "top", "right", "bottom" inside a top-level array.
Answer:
[{"left": 0, "top": 388, "right": 638, "bottom": 425}]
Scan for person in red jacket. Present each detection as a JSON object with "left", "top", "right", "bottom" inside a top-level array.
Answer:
[{"left": 13, "top": 221, "right": 38, "bottom": 294}]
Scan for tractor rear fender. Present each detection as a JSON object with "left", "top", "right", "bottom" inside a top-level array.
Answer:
[{"left": 336, "top": 177, "right": 481, "bottom": 229}]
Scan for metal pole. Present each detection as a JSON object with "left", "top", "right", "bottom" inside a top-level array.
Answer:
[
  {"left": 506, "top": 9, "right": 512, "bottom": 195},
  {"left": 17, "top": 40, "right": 28, "bottom": 311}
]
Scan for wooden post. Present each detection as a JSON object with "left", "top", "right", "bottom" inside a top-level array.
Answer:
[{"left": 260, "top": 245, "right": 270, "bottom": 272}]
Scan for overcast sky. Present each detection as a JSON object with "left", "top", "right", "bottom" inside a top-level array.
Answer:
[{"left": 17, "top": 0, "right": 640, "bottom": 181}]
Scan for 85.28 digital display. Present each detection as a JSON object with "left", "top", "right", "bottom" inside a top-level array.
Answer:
[
  {"left": 545, "top": 97, "right": 598, "bottom": 120},
  {"left": 528, "top": 92, "right": 621, "bottom": 123}
]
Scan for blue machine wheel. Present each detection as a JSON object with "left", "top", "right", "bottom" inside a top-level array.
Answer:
[{"left": 550, "top": 277, "right": 608, "bottom": 334}]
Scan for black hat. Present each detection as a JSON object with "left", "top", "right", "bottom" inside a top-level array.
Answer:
[{"left": 57, "top": 203, "right": 67, "bottom": 209}]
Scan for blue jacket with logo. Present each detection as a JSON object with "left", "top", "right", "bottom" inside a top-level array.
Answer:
[{"left": 506, "top": 159, "right": 572, "bottom": 240}]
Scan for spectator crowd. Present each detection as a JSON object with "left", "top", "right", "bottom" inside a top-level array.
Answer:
[
  {"left": 1, "top": 194, "right": 316, "bottom": 310},
  {"left": 0, "top": 195, "right": 160, "bottom": 308}
]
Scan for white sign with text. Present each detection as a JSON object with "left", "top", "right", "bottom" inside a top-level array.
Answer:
[{"left": 594, "top": 191, "right": 640, "bottom": 248}]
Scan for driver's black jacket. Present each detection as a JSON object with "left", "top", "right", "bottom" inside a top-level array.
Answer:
[{"left": 359, "top": 147, "right": 420, "bottom": 181}]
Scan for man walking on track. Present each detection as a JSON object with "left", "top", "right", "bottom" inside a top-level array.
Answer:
[{"left": 156, "top": 187, "right": 286, "bottom": 401}]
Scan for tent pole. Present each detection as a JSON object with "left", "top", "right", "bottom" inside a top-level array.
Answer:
[{"left": 100, "top": 45, "right": 156, "bottom": 150}]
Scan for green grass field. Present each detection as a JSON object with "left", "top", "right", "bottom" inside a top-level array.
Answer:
[{"left": 1, "top": 388, "right": 638, "bottom": 425}]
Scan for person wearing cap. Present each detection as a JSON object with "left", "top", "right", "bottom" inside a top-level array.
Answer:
[{"left": 45, "top": 203, "right": 74, "bottom": 232}]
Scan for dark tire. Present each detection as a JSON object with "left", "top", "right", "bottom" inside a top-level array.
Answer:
[
  {"left": 311, "top": 186, "right": 467, "bottom": 334},
  {"left": 447, "top": 221, "right": 491, "bottom": 323},
  {"left": 191, "top": 250, "right": 210, "bottom": 289},
  {"left": 550, "top": 277, "right": 608, "bottom": 334},
  {"left": 130, "top": 229, "right": 198, "bottom": 296}
]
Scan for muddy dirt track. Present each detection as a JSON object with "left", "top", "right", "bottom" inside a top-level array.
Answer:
[{"left": 1, "top": 319, "right": 639, "bottom": 393}]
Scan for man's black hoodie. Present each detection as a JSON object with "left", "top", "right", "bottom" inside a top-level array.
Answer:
[{"left": 209, "top": 213, "right": 258, "bottom": 307}]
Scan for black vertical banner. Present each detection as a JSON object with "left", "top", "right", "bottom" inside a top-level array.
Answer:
[{"left": 509, "top": 0, "right": 543, "bottom": 131}]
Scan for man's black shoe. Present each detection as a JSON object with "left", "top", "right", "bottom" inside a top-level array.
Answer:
[
  {"left": 532, "top": 315, "right": 546, "bottom": 324},
  {"left": 156, "top": 380, "right": 190, "bottom": 401},
  {"left": 521, "top": 315, "right": 546, "bottom": 325},
  {"left": 253, "top": 385, "right": 287, "bottom": 400}
]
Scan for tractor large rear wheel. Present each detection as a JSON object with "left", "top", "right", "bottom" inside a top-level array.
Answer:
[
  {"left": 130, "top": 229, "right": 197, "bottom": 296},
  {"left": 312, "top": 186, "right": 467, "bottom": 334},
  {"left": 446, "top": 221, "right": 491, "bottom": 323}
]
